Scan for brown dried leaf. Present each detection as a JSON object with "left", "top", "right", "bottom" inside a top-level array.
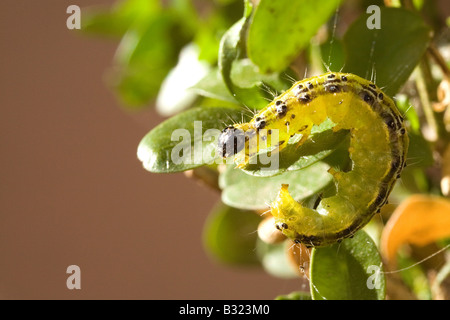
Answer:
[{"left": 381, "top": 195, "right": 450, "bottom": 263}]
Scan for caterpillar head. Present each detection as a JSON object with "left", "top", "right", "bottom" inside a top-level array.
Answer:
[
  {"left": 270, "top": 184, "right": 300, "bottom": 239},
  {"left": 271, "top": 184, "right": 322, "bottom": 242},
  {"left": 217, "top": 126, "right": 246, "bottom": 158}
]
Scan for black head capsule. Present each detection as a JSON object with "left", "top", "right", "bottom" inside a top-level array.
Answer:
[{"left": 217, "top": 127, "right": 246, "bottom": 158}]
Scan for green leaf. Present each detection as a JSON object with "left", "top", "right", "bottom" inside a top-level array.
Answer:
[
  {"left": 310, "top": 230, "right": 385, "bottom": 300},
  {"left": 412, "top": 0, "right": 425, "bottom": 10},
  {"left": 137, "top": 106, "right": 248, "bottom": 173},
  {"left": 219, "top": 161, "right": 334, "bottom": 210},
  {"left": 219, "top": 16, "right": 260, "bottom": 103},
  {"left": 202, "top": 202, "right": 261, "bottom": 265},
  {"left": 218, "top": 13, "right": 295, "bottom": 110},
  {"left": 81, "top": 0, "right": 160, "bottom": 37},
  {"left": 190, "top": 68, "right": 238, "bottom": 103},
  {"left": 392, "top": 94, "right": 433, "bottom": 167},
  {"left": 195, "top": 60, "right": 296, "bottom": 108},
  {"left": 343, "top": 7, "right": 432, "bottom": 97},
  {"left": 82, "top": 0, "right": 198, "bottom": 108},
  {"left": 231, "top": 59, "right": 297, "bottom": 101},
  {"left": 112, "top": 12, "right": 188, "bottom": 107},
  {"left": 275, "top": 291, "right": 312, "bottom": 300},
  {"left": 241, "top": 119, "right": 350, "bottom": 177},
  {"left": 256, "top": 240, "right": 299, "bottom": 278},
  {"left": 193, "top": 0, "right": 245, "bottom": 64},
  {"left": 405, "top": 132, "right": 434, "bottom": 169},
  {"left": 247, "top": 0, "right": 342, "bottom": 73},
  {"left": 320, "top": 37, "right": 345, "bottom": 73}
]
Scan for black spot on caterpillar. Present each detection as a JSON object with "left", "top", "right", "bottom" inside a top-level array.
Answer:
[{"left": 217, "top": 72, "right": 409, "bottom": 247}]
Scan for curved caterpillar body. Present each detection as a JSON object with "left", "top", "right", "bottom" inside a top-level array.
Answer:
[{"left": 218, "top": 72, "right": 409, "bottom": 247}]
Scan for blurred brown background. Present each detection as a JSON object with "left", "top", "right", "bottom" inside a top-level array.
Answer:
[{"left": 0, "top": 0, "right": 301, "bottom": 299}]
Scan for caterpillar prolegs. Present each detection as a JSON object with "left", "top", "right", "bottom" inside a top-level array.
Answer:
[{"left": 218, "top": 72, "right": 409, "bottom": 247}]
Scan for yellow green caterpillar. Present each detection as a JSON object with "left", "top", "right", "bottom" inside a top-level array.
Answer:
[{"left": 218, "top": 72, "right": 409, "bottom": 247}]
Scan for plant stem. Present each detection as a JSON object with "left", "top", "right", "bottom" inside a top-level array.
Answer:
[
  {"left": 184, "top": 166, "right": 221, "bottom": 192},
  {"left": 416, "top": 59, "right": 439, "bottom": 141}
]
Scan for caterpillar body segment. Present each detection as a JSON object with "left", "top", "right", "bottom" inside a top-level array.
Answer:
[{"left": 218, "top": 72, "right": 409, "bottom": 247}]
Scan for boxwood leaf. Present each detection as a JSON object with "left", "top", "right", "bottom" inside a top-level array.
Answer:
[
  {"left": 219, "top": 161, "right": 334, "bottom": 210},
  {"left": 257, "top": 240, "right": 300, "bottom": 278},
  {"left": 137, "top": 106, "right": 249, "bottom": 173},
  {"left": 202, "top": 202, "right": 261, "bottom": 265},
  {"left": 218, "top": 10, "right": 295, "bottom": 110},
  {"left": 247, "top": 0, "right": 342, "bottom": 73},
  {"left": 310, "top": 230, "right": 385, "bottom": 300},
  {"left": 343, "top": 7, "right": 432, "bottom": 97}
]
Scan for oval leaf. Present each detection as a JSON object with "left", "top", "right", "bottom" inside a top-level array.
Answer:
[
  {"left": 219, "top": 161, "right": 334, "bottom": 210},
  {"left": 218, "top": 8, "right": 295, "bottom": 109},
  {"left": 343, "top": 7, "right": 432, "bottom": 97},
  {"left": 219, "top": 16, "right": 268, "bottom": 109},
  {"left": 190, "top": 68, "right": 238, "bottom": 103},
  {"left": 202, "top": 202, "right": 261, "bottom": 265},
  {"left": 137, "top": 106, "right": 248, "bottom": 173},
  {"left": 310, "top": 230, "right": 385, "bottom": 300},
  {"left": 247, "top": 0, "right": 342, "bottom": 73},
  {"left": 256, "top": 240, "right": 299, "bottom": 278}
]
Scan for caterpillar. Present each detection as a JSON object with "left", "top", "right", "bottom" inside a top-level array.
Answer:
[{"left": 218, "top": 72, "right": 409, "bottom": 247}]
